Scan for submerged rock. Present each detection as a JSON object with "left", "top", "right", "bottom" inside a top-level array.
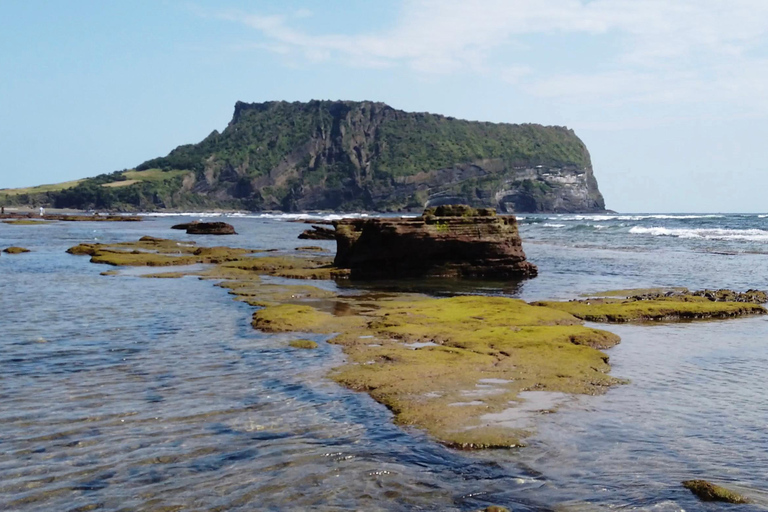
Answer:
[
  {"left": 682, "top": 480, "right": 750, "bottom": 504},
  {"left": 333, "top": 205, "right": 537, "bottom": 280},
  {"left": 185, "top": 222, "right": 236, "bottom": 235},
  {"left": 3, "top": 246, "right": 31, "bottom": 254}
]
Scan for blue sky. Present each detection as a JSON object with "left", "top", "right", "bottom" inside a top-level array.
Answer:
[{"left": 2, "top": 0, "right": 767, "bottom": 212}]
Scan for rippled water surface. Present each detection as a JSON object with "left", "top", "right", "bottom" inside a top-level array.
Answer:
[{"left": 2, "top": 213, "right": 768, "bottom": 511}]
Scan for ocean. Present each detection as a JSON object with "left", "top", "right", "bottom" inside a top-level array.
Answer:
[{"left": 1, "top": 212, "right": 767, "bottom": 511}]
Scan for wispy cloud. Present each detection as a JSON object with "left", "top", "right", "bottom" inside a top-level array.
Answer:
[{"left": 218, "top": 0, "right": 768, "bottom": 110}]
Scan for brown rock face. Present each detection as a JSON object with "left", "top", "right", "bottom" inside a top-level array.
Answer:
[
  {"left": 298, "top": 225, "right": 336, "bottom": 240},
  {"left": 333, "top": 205, "right": 537, "bottom": 279},
  {"left": 171, "top": 221, "right": 199, "bottom": 230},
  {"left": 185, "top": 222, "right": 237, "bottom": 235}
]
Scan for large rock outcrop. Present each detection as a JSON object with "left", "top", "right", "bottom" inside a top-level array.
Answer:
[
  {"left": 40, "top": 101, "right": 608, "bottom": 213},
  {"left": 334, "top": 205, "right": 537, "bottom": 279},
  {"left": 185, "top": 222, "right": 236, "bottom": 235}
]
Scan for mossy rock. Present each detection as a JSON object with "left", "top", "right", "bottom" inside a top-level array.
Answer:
[
  {"left": 289, "top": 339, "right": 319, "bottom": 349},
  {"left": 251, "top": 295, "right": 623, "bottom": 449},
  {"left": 66, "top": 238, "right": 257, "bottom": 267},
  {"left": 67, "top": 235, "right": 626, "bottom": 450},
  {"left": 535, "top": 297, "right": 766, "bottom": 322},
  {"left": 581, "top": 287, "right": 688, "bottom": 298},
  {"left": 682, "top": 480, "right": 750, "bottom": 504},
  {"left": 3, "top": 246, "right": 31, "bottom": 254}
]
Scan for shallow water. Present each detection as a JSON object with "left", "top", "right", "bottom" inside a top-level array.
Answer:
[{"left": 1, "top": 213, "right": 768, "bottom": 510}]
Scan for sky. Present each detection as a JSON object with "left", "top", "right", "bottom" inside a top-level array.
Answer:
[{"left": 1, "top": 1, "right": 768, "bottom": 212}]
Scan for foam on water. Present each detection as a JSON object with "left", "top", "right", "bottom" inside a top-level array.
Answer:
[
  {"left": 629, "top": 226, "right": 768, "bottom": 242},
  {"left": 548, "top": 214, "right": 726, "bottom": 222}
]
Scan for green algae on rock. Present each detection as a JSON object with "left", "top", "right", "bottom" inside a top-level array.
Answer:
[
  {"left": 66, "top": 238, "right": 258, "bottom": 267},
  {"left": 68, "top": 235, "right": 624, "bottom": 450},
  {"left": 580, "top": 287, "right": 689, "bottom": 298},
  {"left": 252, "top": 295, "right": 622, "bottom": 449},
  {"left": 534, "top": 295, "right": 766, "bottom": 322},
  {"left": 3, "top": 246, "right": 31, "bottom": 254},
  {"left": 222, "top": 255, "right": 349, "bottom": 280},
  {"left": 682, "top": 480, "right": 751, "bottom": 504},
  {"left": 289, "top": 339, "right": 319, "bottom": 350}
]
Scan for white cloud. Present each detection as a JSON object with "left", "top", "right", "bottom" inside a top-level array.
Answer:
[{"left": 219, "top": 0, "right": 768, "bottom": 110}]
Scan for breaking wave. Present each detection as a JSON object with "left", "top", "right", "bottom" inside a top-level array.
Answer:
[
  {"left": 555, "top": 214, "right": 726, "bottom": 222},
  {"left": 629, "top": 226, "right": 768, "bottom": 242}
]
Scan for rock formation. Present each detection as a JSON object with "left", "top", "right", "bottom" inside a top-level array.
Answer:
[
  {"left": 185, "top": 222, "right": 236, "bottom": 235},
  {"left": 298, "top": 225, "right": 336, "bottom": 240},
  {"left": 333, "top": 205, "right": 537, "bottom": 279},
  {"left": 3, "top": 246, "right": 31, "bottom": 254}
]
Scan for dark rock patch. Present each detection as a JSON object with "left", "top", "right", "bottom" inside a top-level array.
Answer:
[
  {"left": 185, "top": 222, "right": 236, "bottom": 235},
  {"left": 298, "top": 225, "right": 336, "bottom": 240}
]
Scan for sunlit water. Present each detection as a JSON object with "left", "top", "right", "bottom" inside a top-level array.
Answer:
[{"left": 1, "top": 213, "right": 768, "bottom": 511}]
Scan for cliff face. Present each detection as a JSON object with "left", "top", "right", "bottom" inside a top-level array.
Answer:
[
  {"left": 334, "top": 205, "right": 538, "bottom": 279},
  {"left": 42, "top": 100, "right": 607, "bottom": 212}
]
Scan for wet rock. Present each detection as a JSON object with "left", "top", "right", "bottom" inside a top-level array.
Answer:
[
  {"left": 682, "top": 480, "right": 750, "bottom": 504},
  {"left": 171, "top": 221, "right": 199, "bottom": 230},
  {"left": 289, "top": 339, "right": 319, "bottom": 349},
  {"left": 185, "top": 222, "right": 236, "bottom": 235},
  {"left": 333, "top": 205, "right": 537, "bottom": 279},
  {"left": 298, "top": 225, "right": 336, "bottom": 240},
  {"left": 3, "top": 246, "right": 31, "bottom": 254},
  {"left": 629, "top": 288, "right": 767, "bottom": 304},
  {"left": 535, "top": 296, "right": 766, "bottom": 322}
]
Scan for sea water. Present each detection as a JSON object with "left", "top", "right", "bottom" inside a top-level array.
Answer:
[{"left": 1, "top": 213, "right": 767, "bottom": 511}]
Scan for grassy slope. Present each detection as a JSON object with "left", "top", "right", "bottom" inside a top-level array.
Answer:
[{"left": 1, "top": 179, "right": 85, "bottom": 195}]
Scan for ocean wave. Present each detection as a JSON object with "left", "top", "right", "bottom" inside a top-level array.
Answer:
[
  {"left": 542, "top": 223, "right": 566, "bottom": 228},
  {"left": 556, "top": 214, "right": 726, "bottom": 222},
  {"left": 629, "top": 226, "right": 768, "bottom": 242}
]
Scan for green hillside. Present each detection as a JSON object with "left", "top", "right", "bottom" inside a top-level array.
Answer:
[{"left": 1, "top": 101, "right": 605, "bottom": 212}]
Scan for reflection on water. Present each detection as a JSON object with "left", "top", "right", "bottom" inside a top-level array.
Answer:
[{"left": 2, "top": 215, "right": 768, "bottom": 510}]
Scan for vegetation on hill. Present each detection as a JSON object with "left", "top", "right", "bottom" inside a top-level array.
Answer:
[{"left": 1, "top": 101, "right": 605, "bottom": 212}]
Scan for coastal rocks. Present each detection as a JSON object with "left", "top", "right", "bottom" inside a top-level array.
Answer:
[
  {"left": 535, "top": 292, "right": 768, "bottom": 322},
  {"left": 298, "top": 225, "right": 336, "bottom": 240},
  {"left": 3, "top": 246, "right": 31, "bottom": 254},
  {"left": 171, "top": 221, "right": 198, "bottom": 230},
  {"left": 675, "top": 289, "right": 765, "bottom": 303},
  {"left": 185, "top": 222, "right": 236, "bottom": 235},
  {"left": 171, "top": 220, "right": 238, "bottom": 234},
  {"left": 682, "top": 480, "right": 750, "bottom": 504},
  {"left": 333, "top": 205, "right": 537, "bottom": 279}
]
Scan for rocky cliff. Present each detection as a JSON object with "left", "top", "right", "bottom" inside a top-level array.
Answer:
[{"left": 31, "top": 100, "right": 607, "bottom": 212}]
